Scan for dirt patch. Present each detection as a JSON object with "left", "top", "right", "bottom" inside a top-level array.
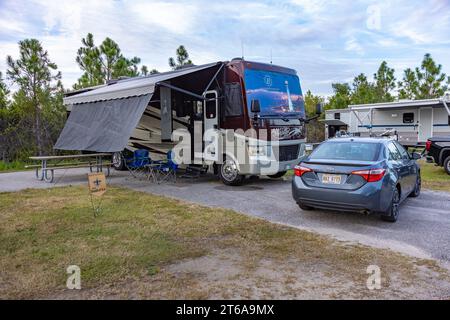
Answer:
[{"left": 44, "top": 248, "right": 450, "bottom": 300}]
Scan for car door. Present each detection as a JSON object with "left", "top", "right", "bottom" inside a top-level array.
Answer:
[
  {"left": 386, "top": 142, "right": 410, "bottom": 198},
  {"left": 394, "top": 141, "right": 417, "bottom": 193}
]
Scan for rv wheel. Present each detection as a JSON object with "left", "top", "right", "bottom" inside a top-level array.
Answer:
[
  {"left": 112, "top": 152, "right": 126, "bottom": 171},
  {"left": 219, "top": 157, "right": 244, "bottom": 186}
]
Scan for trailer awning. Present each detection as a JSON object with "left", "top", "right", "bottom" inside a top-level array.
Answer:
[
  {"left": 320, "top": 119, "right": 347, "bottom": 126},
  {"left": 55, "top": 62, "right": 223, "bottom": 152}
]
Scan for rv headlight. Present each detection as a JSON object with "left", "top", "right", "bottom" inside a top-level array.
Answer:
[{"left": 248, "top": 145, "right": 267, "bottom": 156}]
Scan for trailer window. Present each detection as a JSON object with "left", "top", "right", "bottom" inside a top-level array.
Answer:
[
  {"left": 334, "top": 112, "right": 340, "bottom": 120},
  {"left": 448, "top": 116, "right": 450, "bottom": 126},
  {"left": 403, "top": 113, "right": 414, "bottom": 124}
]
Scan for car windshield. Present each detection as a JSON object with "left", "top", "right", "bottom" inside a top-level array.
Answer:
[
  {"left": 244, "top": 68, "right": 305, "bottom": 118},
  {"left": 310, "top": 142, "right": 380, "bottom": 161}
]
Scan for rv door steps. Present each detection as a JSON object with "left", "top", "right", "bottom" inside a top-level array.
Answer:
[{"left": 181, "top": 165, "right": 208, "bottom": 179}]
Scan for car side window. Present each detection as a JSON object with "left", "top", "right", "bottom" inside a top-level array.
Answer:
[
  {"left": 393, "top": 141, "right": 409, "bottom": 160},
  {"left": 387, "top": 142, "right": 401, "bottom": 161}
]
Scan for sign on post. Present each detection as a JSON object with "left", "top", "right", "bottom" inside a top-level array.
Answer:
[{"left": 88, "top": 172, "right": 106, "bottom": 196}]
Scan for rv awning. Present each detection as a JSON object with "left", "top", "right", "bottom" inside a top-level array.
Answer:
[
  {"left": 55, "top": 62, "right": 223, "bottom": 152},
  {"left": 63, "top": 62, "right": 222, "bottom": 105},
  {"left": 54, "top": 95, "right": 152, "bottom": 152},
  {"left": 320, "top": 119, "right": 347, "bottom": 126}
]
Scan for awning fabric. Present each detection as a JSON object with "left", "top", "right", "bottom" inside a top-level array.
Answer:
[{"left": 54, "top": 94, "right": 152, "bottom": 152}]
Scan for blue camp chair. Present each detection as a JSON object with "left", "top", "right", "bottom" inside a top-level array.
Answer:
[
  {"left": 124, "top": 149, "right": 153, "bottom": 180},
  {"left": 151, "top": 151, "right": 178, "bottom": 183}
]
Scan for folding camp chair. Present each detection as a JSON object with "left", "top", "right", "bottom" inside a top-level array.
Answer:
[
  {"left": 151, "top": 151, "right": 178, "bottom": 183},
  {"left": 124, "top": 149, "right": 155, "bottom": 181}
]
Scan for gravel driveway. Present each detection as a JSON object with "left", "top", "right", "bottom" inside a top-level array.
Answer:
[{"left": 1, "top": 168, "right": 449, "bottom": 263}]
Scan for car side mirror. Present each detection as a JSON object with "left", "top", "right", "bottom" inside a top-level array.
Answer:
[
  {"left": 251, "top": 99, "right": 261, "bottom": 113},
  {"left": 411, "top": 152, "right": 421, "bottom": 160},
  {"left": 316, "top": 103, "right": 323, "bottom": 115}
]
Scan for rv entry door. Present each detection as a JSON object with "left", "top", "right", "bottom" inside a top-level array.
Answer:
[
  {"left": 203, "top": 90, "right": 219, "bottom": 162},
  {"left": 418, "top": 107, "right": 433, "bottom": 143}
]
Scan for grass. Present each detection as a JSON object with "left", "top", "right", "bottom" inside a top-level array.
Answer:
[
  {"left": 418, "top": 160, "right": 450, "bottom": 192},
  {"left": 0, "top": 185, "right": 449, "bottom": 299},
  {"left": 0, "top": 160, "right": 28, "bottom": 173}
]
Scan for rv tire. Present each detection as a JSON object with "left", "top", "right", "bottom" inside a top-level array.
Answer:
[{"left": 218, "top": 157, "right": 244, "bottom": 186}]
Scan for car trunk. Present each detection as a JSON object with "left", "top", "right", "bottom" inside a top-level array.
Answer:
[{"left": 300, "top": 159, "right": 381, "bottom": 190}]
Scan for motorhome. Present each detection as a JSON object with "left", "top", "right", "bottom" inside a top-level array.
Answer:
[
  {"left": 56, "top": 59, "right": 311, "bottom": 185},
  {"left": 322, "top": 95, "right": 450, "bottom": 146}
]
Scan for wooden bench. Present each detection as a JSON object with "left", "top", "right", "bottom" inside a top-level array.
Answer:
[{"left": 28, "top": 153, "right": 112, "bottom": 183}]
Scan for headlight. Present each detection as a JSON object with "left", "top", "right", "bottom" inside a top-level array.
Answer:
[{"left": 248, "top": 145, "right": 267, "bottom": 156}]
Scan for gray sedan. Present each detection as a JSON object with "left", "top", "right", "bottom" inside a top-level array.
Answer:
[{"left": 292, "top": 138, "right": 422, "bottom": 222}]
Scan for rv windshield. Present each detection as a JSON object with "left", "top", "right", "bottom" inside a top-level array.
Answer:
[{"left": 244, "top": 68, "right": 305, "bottom": 118}]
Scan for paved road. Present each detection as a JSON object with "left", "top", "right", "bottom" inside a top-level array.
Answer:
[{"left": 1, "top": 168, "right": 450, "bottom": 263}]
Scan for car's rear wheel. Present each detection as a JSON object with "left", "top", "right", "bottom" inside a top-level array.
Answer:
[
  {"left": 381, "top": 187, "right": 400, "bottom": 222},
  {"left": 218, "top": 157, "right": 244, "bottom": 186},
  {"left": 268, "top": 171, "right": 287, "bottom": 179},
  {"left": 444, "top": 156, "right": 450, "bottom": 175},
  {"left": 298, "top": 202, "right": 314, "bottom": 211},
  {"left": 409, "top": 175, "right": 421, "bottom": 197}
]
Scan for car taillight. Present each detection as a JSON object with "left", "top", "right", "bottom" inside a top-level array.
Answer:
[
  {"left": 352, "top": 168, "right": 386, "bottom": 182},
  {"left": 425, "top": 140, "right": 431, "bottom": 151},
  {"left": 294, "top": 165, "right": 312, "bottom": 177}
]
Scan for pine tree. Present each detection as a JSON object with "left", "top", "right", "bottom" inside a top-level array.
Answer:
[
  {"left": 75, "top": 33, "right": 103, "bottom": 88},
  {"left": 169, "top": 45, "right": 193, "bottom": 70},
  {"left": 374, "top": 61, "right": 395, "bottom": 102},
  {"left": 7, "top": 39, "right": 62, "bottom": 156},
  {"left": 398, "top": 68, "right": 418, "bottom": 100},
  {"left": 398, "top": 54, "right": 448, "bottom": 100},
  {"left": 74, "top": 34, "right": 151, "bottom": 88}
]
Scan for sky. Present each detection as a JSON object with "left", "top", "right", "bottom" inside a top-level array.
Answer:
[{"left": 0, "top": 0, "right": 449, "bottom": 96}]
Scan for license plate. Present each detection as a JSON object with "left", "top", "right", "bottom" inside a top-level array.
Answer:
[{"left": 321, "top": 174, "right": 342, "bottom": 184}]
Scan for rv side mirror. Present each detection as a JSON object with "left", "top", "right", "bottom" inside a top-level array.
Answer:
[
  {"left": 251, "top": 99, "right": 261, "bottom": 113},
  {"left": 316, "top": 103, "right": 323, "bottom": 115}
]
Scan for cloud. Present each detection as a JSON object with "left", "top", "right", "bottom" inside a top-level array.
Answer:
[{"left": 0, "top": 0, "right": 449, "bottom": 96}]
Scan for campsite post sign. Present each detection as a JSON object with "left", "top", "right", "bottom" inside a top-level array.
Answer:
[{"left": 88, "top": 172, "right": 106, "bottom": 196}]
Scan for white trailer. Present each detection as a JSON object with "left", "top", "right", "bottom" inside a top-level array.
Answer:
[{"left": 323, "top": 95, "right": 450, "bottom": 146}]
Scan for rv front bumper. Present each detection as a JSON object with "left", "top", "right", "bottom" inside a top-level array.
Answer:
[
  {"left": 239, "top": 158, "right": 300, "bottom": 175},
  {"left": 238, "top": 143, "right": 306, "bottom": 175}
]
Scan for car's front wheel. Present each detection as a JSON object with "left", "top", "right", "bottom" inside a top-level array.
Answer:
[{"left": 381, "top": 187, "right": 400, "bottom": 222}]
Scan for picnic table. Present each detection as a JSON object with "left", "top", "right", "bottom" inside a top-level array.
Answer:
[{"left": 28, "top": 153, "right": 112, "bottom": 183}]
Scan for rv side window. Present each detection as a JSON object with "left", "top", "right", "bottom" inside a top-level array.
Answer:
[
  {"left": 334, "top": 113, "right": 340, "bottom": 120},
  {"left": 403, "top": 113, "right": 414, "bottom": 124}
]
